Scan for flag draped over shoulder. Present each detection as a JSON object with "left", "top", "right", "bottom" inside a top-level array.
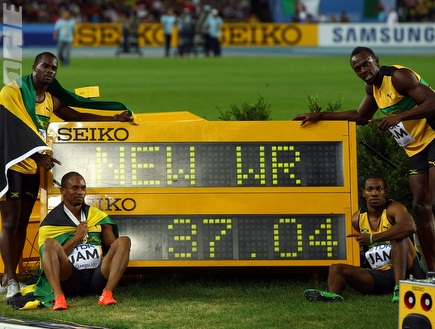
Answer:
[
  {"left": 0, "top": 74, "right": 136, "bottom": 198},
  {"left": 34, "top": 203, "right": 118, "bottom": 307},
  {"left": 0, "top": 81, "right": 50, "bottom": 198},
  {"left": 46, "top": 77, "right": 134, "bottom": 115}
]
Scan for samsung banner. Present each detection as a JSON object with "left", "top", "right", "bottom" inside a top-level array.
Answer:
[{"left": 319, "top": 23, "right": 435, "bottom": 47}]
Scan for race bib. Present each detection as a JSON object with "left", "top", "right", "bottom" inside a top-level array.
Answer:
[
  {"left": 389, "top": 122, "right": 415, "bottom": 147},
  {"left": 68, "top": 244, "right": 102, "bottom": 270},
  {"left": 365, "top": 243, "right": 392, "bottom": 269}
]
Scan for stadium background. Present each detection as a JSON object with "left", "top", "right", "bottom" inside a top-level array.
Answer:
[{"left": 3, "top": 0, "right": 434, "bottom": 56}]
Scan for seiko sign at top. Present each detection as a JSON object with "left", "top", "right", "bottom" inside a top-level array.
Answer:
[
  {"left": 56, "top": 127, "right": 129, "bottom": 142},
  {"left": 319, "top": 23, "right": 435, "bottom": 47}
]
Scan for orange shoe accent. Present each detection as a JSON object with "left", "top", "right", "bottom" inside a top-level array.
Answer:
[
  {"left": 98, "top": 291, "right": 118, "bottom": 306},
  {"left": 53, "top": 295, "right": 67, "bottom": 311}
]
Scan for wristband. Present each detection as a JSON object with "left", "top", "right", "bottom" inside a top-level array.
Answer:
[
  {"left": 114, "top": 114, "right": 118, "bottom": 121},
  {"left": 370, "top": 234, "right": 373, "bottom": 245}
]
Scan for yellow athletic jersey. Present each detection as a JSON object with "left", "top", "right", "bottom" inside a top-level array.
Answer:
[
  {"left": 10, "top": 92, "right": 54, "bottom": 174},
  {"left": 358, "top": 204, "right": 393, "bottom": 271},
  {"left": 358, "top": 208, "right": 392, "bottom": 237},
  {"left": 374, "top": 65, "right": 435, "bottom": 157}
]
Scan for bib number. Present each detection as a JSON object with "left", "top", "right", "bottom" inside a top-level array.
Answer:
[
  {"left": 389, "top": 122, "right": 415, "bottom": 147},
  {"left": 68, "top": 244, "right": 102, "bottom": 270},
  {"left": 365, "top": 243, "right": 392, "bottom": 269}
]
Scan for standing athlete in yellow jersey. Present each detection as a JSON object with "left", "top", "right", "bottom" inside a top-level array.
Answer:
[
  {"left": 0, "top": 52, "right": 135, "bottom": 299},
  {"left": 294, "top": 46, "right": 435, "bottom": 272}
]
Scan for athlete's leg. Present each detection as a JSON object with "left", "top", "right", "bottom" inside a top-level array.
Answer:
[
  {"left": 0, "top": 172, "right": 39, "bottom": 287},
  {"left": 327, "top": 263, "right": 375, "bottom": 295},
  {"left": 0, "top": 199, "right": 34, "bottom": 285},
  {"left": 42, "top": 238, "right": 74, "bottom": 297},
  {"left": 391, "top": 238, "right": 416, "bottom": 286},
  {"left": 100, "top": 236, "right": 131, "bottom": 292},
  {"left": 409, "top": 172, "right": 435, "bottom": 271}
]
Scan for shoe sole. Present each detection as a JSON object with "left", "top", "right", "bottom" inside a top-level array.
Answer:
[
  {"left": 6, "top": 288, "right": 20, "bottom": 299},
  {"left": 304, "top": 289, "right": 324, "bottom": 301},
  {"left": 53, "top": 302, "right": 68, "bottom": 310},
  {"left": 304, "top": 289, "right": 343, "bottom": 302},
  {"left": 98, "top": 301, "right": 118, "bottom": 306}
]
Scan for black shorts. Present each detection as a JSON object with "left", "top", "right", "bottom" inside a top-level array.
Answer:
[
  {"left": 61, "top": 262, "right": 108, "bottom": 297},
  {"left": 409, "top": 139, "right": 435, "bottom": 175},
  {"left": 3, "top": 170, "right": 40, "bottom": 201},
  {"left": 368, "top": 256, "right": 426, "bottom": 294}
]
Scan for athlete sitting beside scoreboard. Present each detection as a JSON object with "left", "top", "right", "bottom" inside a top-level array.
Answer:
[
  {"left": 304, "top": 174, "right": 426, "bottom": 303},
  {"left": 35, "top": 172, "right": 131, "bottom": 310}
]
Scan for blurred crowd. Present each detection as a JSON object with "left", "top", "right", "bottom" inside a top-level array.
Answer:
[
  {"left": 396, "top": 0, "right": 435, "bottom": 22},
  {"left": 3, "top": 0, "right": 434, "bottom": 24},
  {"left": 5, "top": 0, "right": 254, "bottom": 23},
  {"left": 292, "top": 0, "right": 434, "bottom": 23}
]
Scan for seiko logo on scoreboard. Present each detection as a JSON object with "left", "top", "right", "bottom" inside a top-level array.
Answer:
[
  {"left": 86, "top": 196, "right": 137, "bottom": 211},
  {"left": 57, "top": 127, "right": 129, "bottom": 141}
]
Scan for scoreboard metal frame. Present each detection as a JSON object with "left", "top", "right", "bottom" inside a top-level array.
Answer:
[{"left": 40, "top": 112, "right": 360, "bottom": 268}]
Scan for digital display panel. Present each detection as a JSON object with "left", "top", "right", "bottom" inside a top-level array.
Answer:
[
  {"left": 114, "top": 214, "right": 347, "bottom": 261},
  {"left": 42, "top": 118, "right": 359, "bottom": 267},
  {"left": 52, "top": 142, "right": 343, "bottom": 188}
]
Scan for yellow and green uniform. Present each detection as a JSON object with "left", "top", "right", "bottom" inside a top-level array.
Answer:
[
  {"left": 6, "top": 84, "right": 54, "bottom": 174},
  {"left": 34, "top": 202, "right": 118, "bottom": 306},
  {"left": 358, "top": 201, "right": 394, "bottom": 271},
  {"left": 374, "top": 65, "right": 435, "bottom": 157},
  {"left": 0, "top": 74, "right": 133, "bottom": 198},
  {"left": 358, "top": 200, "right": 421, "bottom": 272}
]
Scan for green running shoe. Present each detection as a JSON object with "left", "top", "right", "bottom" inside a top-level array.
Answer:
[
  {"left": 392, "top": 285, "right": 400, "bottom": 303},
  {"left": 304, "top": 289, "right": 344, "bottom": 302}
]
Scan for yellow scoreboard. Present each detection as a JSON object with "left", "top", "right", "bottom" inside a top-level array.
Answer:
[{"left": 41, "top": 112, "right": 360, "bottom": 267}]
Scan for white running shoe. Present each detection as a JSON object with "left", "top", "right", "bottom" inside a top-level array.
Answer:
[
  {"left": 0, "top": 279, "right": 26, "bottom": 295},
  {"left": 6, "top": 279, "right": 20, "bottom": 299}
]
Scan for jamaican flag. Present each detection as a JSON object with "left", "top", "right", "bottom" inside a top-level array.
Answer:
[
  {"left": 34, "top": 202, "right": 118, "bottom": 306},
  {"left": 0, "top": 74, "right": 136, "bottom": 198},
  {"left": 0, "top": 80, "right": 50, "bottom": 197}
]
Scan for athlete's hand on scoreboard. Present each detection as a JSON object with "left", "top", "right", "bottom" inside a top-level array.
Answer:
[
  {"left": 115, "top": 110, "right": 135, "bottom": 123},
  {"left": 293, "top": 112, "right": 322, "bottom": 126}
]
